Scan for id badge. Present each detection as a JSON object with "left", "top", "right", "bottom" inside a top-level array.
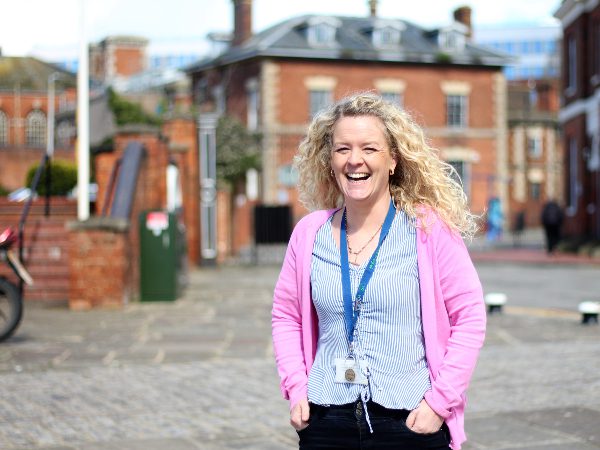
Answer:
[{"left": 334, "top": 358, "right": 368, "bottom": 385}]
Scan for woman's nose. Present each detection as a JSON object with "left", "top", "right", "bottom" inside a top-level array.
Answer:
[{"left": 347, "top": 148, "right": 363, "bottom": 165}]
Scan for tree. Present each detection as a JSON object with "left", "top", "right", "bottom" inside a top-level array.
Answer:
[
  {"left": 25, "top": 160, "right": 78, "bottom": 196},
  {"left": 107, "top": 88, "right": 162, "bottom": 126},
  {"left": 215, "top": 115, "right": 261, "bottom": 187}
]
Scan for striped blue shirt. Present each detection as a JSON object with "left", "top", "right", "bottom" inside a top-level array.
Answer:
[{"left": 308, "top": 210, "right": 431, "bottom": 410}]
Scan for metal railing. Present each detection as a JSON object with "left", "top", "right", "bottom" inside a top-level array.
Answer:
[{"left": 17, "top": 152, "right": 51, "bottom": 295}]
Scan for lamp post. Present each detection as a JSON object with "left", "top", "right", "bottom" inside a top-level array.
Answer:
[
  {"left": 77, "top": 0, "right": 90, "bottom": 221},
  {"left": 46, "top": 73, "right": 61, "bottom": 159},
  {"left": 45, "top": 72, "right": 62, "bottom": 216},
  {"left": 198, "top": 113, "right": 218, "bottom": 265}
]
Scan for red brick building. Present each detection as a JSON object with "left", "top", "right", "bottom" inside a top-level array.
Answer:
[
  {"left": 555, "top": 0, "right": 600, "bottom": 240},
  {"left": 506, "top": 79, "right": 563, "bottom": 229},
  {"left": 0, "top": 57, "right": 77, "bottom": 192},
  {"left": 89, "top": 36, "right": 148, "bottom": 86},
  {"left": 188, "top": 1, "right": 510, "bottom": 227}
]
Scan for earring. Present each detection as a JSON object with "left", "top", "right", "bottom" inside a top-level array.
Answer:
[
  {"left": 330, "top": 169, "right": 334, "bottom": 177},
  {"left": 389, "top": 168, "right": 394, "bottom": 176}
]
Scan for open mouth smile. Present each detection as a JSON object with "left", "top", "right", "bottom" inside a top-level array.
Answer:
[{"left": 346, "top": 173, "right": 371, "bottom": 182}]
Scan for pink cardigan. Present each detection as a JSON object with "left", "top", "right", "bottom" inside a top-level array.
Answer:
[{"left": 272, "top": 208, "right": 486, "bottom": 449}]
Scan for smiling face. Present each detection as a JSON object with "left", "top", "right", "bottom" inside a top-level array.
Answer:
[{"left": 330, "top": 115, "right": 397, "bottom": 208}]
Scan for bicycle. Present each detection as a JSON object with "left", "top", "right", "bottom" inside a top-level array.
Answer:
[{"left": 0, "top": 227, "right": 33, "bottom": 342}]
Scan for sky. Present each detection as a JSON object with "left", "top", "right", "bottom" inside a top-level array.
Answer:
[{"left": 1, "top": 0, "right": 562, "bottom": 61}]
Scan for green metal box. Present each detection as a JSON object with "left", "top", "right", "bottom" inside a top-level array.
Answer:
[{"left": 139, "top": 210, "right": 184, "bottom": 302}]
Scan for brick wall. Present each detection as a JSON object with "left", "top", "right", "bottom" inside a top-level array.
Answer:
[
  {"left": 562, "top": 14, "right": 589, "bottom": 104},
  {"left": 0, "top": 197, "right": 77, "bottom": 302},
  {"left": 195, "top": 57, "right": 503, "bottom": 244},
  {"left": 112, "top": 47, "right": 146, "bottom": 78},
  {"left": 68, "top": 218, "right": 131, "bottom": 309},
  {"left": 561, "top": 114, "right": 590, "bottom": 238},
  {"left": 0, "top": 148, "right": 75, "bottom": 191},
  {"left": 274, "top": 60, "right": 500, "bottom": 218}
]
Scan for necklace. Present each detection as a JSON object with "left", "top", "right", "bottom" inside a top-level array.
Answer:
[{"left": 346, "top": 220, "right": 384, "bottom": 265}]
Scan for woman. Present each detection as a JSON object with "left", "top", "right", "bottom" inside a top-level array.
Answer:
[{"left": 272, "top": 92, "right": 485, "bottom": 450}]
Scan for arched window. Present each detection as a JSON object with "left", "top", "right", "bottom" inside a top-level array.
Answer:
[
  {"left": 0, "top": 110, "right": 8, "bottom": 146},
  {"left": 26, "top": 110, "right": 46, "bottom": 148},
  {"left": 56, "top": 120, "right": 76, "bottom": 148}
]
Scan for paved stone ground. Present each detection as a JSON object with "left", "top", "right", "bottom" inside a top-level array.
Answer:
[{"left": 0, "top": 258, "right": 599, "bottom": 449}]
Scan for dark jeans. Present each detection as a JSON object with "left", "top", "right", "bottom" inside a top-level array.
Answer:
[
  {"left": 543, "top": 224, "right": 561, "bottom": 253},
  {"left": 298, "top": 400, "right": 451, "bottom": 450}
]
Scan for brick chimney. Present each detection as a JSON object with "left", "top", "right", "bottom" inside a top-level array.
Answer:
[
  {"left": 368, "top": 0, "right": 378, "bottom": 17},
  {"left": 453, "top": 6, "right": 472, "bottom": 40},
  {"left": 232, "top": 0, "right": 253, "bottom": 46}
]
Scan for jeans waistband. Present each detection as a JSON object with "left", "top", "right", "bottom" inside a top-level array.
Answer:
[{"left": 310, "top": 400, "right": 411, "bottom": 419}]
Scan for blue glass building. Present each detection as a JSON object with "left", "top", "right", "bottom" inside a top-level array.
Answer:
[{"left": 474, "top": 25, "right": 561, "bottom": 80}]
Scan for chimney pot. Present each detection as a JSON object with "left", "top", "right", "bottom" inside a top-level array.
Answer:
[
  {"left": 368, "top": 0, "right": 378, "bottom": 17},
  {"left": 453, "top": 6, "right": 472, "bottom": 40},
  {"left": 232, "top": 0, "right": 253, "bottom": 46}
]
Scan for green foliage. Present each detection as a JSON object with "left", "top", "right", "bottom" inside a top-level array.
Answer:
[
  {"left": 435, "top": 52, "right": 452, "bottom": 64},
  {"left": 215, "top": 115, "right": 261, "bottom": 186},
  {"left": 107, "top": 88, "right": 162, "bottom": 126},
  {"left": 91, "top": 136, "right": 114, "bottom": 154},
  {"left": 0, "top": 185, "right": 9, "bottom": 196},
  {"left": 25, "top": 160, "right": 78, "bottom": 196}
]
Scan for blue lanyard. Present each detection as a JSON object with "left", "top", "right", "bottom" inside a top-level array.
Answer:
[{"left": 340, "top": 199, "right": 396, "bottom": 347}]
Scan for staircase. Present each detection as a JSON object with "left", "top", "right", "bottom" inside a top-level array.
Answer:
[{"left": 0, "top": 198, "right": 76, "bottom": 302}]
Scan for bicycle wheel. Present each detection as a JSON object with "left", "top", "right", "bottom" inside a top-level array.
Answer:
[{"left": 0, "top": 278, "right": 23, "bottom": 342}]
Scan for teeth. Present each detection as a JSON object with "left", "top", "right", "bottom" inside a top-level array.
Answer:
[{"left": 346, "top": 173, "right": 370, "bottom": 180}]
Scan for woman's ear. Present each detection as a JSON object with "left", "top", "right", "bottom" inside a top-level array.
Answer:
[{"left": 391, "top": 154, "right": 399, "bottom": 174}]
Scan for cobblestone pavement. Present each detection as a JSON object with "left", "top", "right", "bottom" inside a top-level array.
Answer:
[{"left": 0, "top": 261, "right": 599, "bottom": 450}]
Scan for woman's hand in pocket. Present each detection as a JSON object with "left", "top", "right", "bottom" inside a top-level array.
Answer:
[
  {"left": 290, "top": 397, "right": 310, "bottom": 431},
  {"left": 406, "top": 399, "right": 444, "bottom": 434}
]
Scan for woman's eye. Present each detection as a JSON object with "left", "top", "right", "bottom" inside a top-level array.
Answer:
[
  {"left": 364, "top": 148, "right": 377, "bottom": 154},
  {"left": 335, "top": 148, "right": 349, "bottom": 154}
]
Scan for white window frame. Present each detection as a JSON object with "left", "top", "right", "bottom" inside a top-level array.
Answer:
[
  {"left": 306, "top": 18, "right": 340, "bottom": 47},
  {"left": 26, "top": 110, "right": 46, "bottom": 148},
  {"left": 195, "top": 77, "right": 208, "bottom": 104},
  {"left": 372, "top": 21, "right": 404, "bottom": 48},
  {"left": 447, "top": 159, "right": 470, "bottom": 197},
  {"left": 309, "top": 89, "right": 332, "bottom": 118},
  {"left": 446, "top": 94, "right": 467, "bottom": 128},
  {"left": 438, "top": 28, "right": 466, "bottom": 52},
  {"left": 213, "top": 84, "right": 226, "bottom": 115},
  {"left": 381, "top": 91, "right": 403, "bottom": 107},
  {"left": 527, "top": 135, "right": 542, "bottom": 159},
  {"left": 375, "top": 79, "right": 406, "bottom": 108},
  {"left": 246, "top": 78, "right": 259, "bottom": 131},
  {"left": 529, "top": 181, "right": 542, "bottom": 201},
  {"left": 0, "top": 110, "right": 8, "bottom": 146}
]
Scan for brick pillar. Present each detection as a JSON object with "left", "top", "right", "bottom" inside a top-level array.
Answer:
[
  {"left": 162, "top": 117, "right": 200, "bottom": 264},
  {"left": 68, "top": 218, "right": 132, "bottom": 310}
]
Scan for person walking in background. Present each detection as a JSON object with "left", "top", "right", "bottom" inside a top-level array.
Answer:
[
  {"left": 512, "top": 210, "right": 526, "bottom": 248},
  {"left": 485, "top": 197, "right": 503, "bottom": 242},
  {"left": 272, "top": 93, "right": 486, "bottom": 450},
  {"left": 541, "top": 200, "right": 564, "bottom": 254}
]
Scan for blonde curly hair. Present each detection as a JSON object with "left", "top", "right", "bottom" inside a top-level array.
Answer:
[{"left": 294, "top": 92, "right": 478, "bottom": 237}]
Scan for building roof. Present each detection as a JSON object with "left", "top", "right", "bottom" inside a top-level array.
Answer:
[
  {"left": 0, "top": 56, "right": 75, "bottom": 91},
  {"left": 187, "top": 14, "right": 509, "bottom": 73}
]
